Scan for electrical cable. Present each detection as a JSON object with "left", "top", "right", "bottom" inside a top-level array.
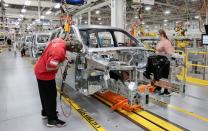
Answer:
[{"left": 59, "top": 61, "right": 72, "bottom": 118}]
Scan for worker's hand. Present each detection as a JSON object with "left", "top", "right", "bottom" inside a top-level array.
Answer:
[{"left": 65, "top": 56, "right": 72, "bottom": 63}]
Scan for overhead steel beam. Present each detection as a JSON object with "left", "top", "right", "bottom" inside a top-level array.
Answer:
[
  {"left": 4, "top": 0, "right": 57, "bottom": 8},
  {"left": 5, "top": 8, "right": 59, "bottom": 19},
  {"left": 74, "top": 0, "right": 111, "bottom": 16},
  {"left": 6, "top": 13, "right": 59, "bottom": 20}
]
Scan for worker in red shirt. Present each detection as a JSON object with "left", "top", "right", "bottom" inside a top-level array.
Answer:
[{"left": 34, "top": 34, "right": 70, "bottom": 127}]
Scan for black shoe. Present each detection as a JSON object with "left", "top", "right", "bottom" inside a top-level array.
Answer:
[
  {"left": 159, "top": 92, "right": 171, "bottom": 96},
  {"left": 143, "top": 71, "right": 150, "bottom": 79},
  {"left": 47, "top": 119, "right": 66, "bottom": 127},
  {"left": 154, "top": 86, "right": 162, "bottom": 94},
  {"left": 41, "top": 111, "right": 59, "bottom": 119}
]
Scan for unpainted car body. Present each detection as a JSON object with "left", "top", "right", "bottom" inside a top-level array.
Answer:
[
  {"left": 30, "top": 33, "right": 51, "bottom": 57},
  {"left": 60, "top": 25, "right": 148, "bottom": 106}
]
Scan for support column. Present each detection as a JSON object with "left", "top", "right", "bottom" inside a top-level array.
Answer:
[
  {"left": 79, "top": 15, "right": 82, "bottom": 25},
  {"left": 88, "top": 11, "right": 91, "bottom": 25},
  {"left": 111, "top": 0, "right": 126, "bottom": 43},
  {"left": 72, "top": 16, "right": 79, "bottom": 25},
  {"left": 111, "top": 0, "right": 126, "bottom": 29}
]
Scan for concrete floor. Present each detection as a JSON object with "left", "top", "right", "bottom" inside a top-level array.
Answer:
[{"left": 0, "top": 50, "right": 208, "bottom": 131}]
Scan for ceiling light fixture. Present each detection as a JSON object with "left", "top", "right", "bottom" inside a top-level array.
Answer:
[
  {"left": 46, "top": 10, "right": 52, "bottom": 15},
  {"left": 134, "top": 16, "right": 139, "bottom": 19},
  {"left": 145, "top": 6, "right": 151, "bottom": 11},
  {"left": 194, "top": 15, "right": 200, "bottom": 19},
  {"left": 164, "top": 19, "right": 168, "bottom": 22},
  {"left": 95, "top": 10, "right": 100, "bottom": 14},
  {"left": 99, "top": 22, "right": 102, "bottom": 25},
  {"left": 25, "top": 0, "right": 31, "bottom": 6},
  {"left": 164, "top": 23, "right": 167, "bottom": 26},
  {"left": 84, "top": 21, "right": 88, "bottom": 24},
  {"left": 142, "top": 22, "right": 145, "bottom": 25},
  {"left": 4, "top": 3, "right": 9, "bottom": 7},
  {"left": 98, "top": 17, "right": 102, "bottom": 21},
  {"left": 18, "top": 18, "right": 22, "bottom": 21},
  {"left": 54, "top": 3, "right": 61, "bottom": 9},
  {"left": 40, "top": 15, "right": 45, "bottom": 19},
  {"left": 19, "top": 14, "right": 24, "bottom": 18},
  {"left": 164, "top": 10, "right": 170, "bottom": 15},
  {"left": 21, "top": 9, "right": 27, "bottom": 13}
]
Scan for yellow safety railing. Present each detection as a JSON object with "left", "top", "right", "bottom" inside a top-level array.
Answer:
[{"left": 177, "top": 49, "right": 208, "bottom": 86}]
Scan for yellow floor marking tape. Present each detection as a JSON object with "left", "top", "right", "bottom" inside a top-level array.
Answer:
[
  {"left": 168, "top": 104, "right": 208, "bottom": 123},
  {"left": 135, "top": 111, "right": 184, "bottom": 131},
  {"left": 94, "top": 95, "right": 165, "bottom": 131},
  {"left": 150, "top": 97, "right": 208, "bottom": 123},
  {"left": 57, "top": 90, "right": 106, "bottom": 131}
]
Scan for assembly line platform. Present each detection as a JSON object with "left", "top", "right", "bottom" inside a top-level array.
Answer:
[{"left": 0, "top": 50, "right": 208, "bottom": 131}]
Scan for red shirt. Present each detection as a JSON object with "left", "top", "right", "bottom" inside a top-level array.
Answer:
[{"left": 34, "top": 38, "right": 66, "bottom": 80}]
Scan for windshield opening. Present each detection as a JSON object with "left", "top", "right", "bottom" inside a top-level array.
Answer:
[
  {"left": 80, "top": 29, "right": 142, "bottom": 48},
  {"left": 37, "top": 35, "right": 50, "bottom": 43}
]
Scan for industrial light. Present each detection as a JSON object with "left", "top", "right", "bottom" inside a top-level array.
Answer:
[
  {"left": 54, "top": 3, "right": 61, "bottom": 9},
  {"left": 164, "top": 19, "right": 168, "bottom": 22},
  {"left": 21, "top": 9, "right": 27, "bottom": 13},
  {"left": 99, "top": 22, "right": 102, "bottom": 25},
  {"left": 95, "top": 10, "right": 100, "bottom": 15},
  {"left": 19, "top": 14, "right": 24, "bottom": 18},
  {"left": 4, "top": 3, "right": 9, "bottom": 7},
  {"left": 164, "top": 10, "right": 170, "bottom": 15},
  {"left": 40, "top": 15, "right": 45, "bottom": 19},
  {"left": 46, "top": 10, "right": 52, "bottom": 15},
  {"left": 98, "top": 17, "right": 102, "bottom": 21},
  {"left": 25, "top": 0, "right": 31, "bottom": 6},
  {"left": 134, "top": 16, "right": 139, "bottom": 19},
  {"left": 194, "top": 15, "right": 200, "bottom": 19},
  {"left": 145, "top": 6, "right": 151, "bottom": 11}
]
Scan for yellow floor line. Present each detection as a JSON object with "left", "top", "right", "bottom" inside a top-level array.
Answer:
[
  {"left": 57, "top": 90, "right": 106, "bottom": 131},
  {"left": 150, "top": 97, "right": 208, "bottom": 123},
  {"left": 94, "top": 95, "right": 166, "bottom": 131},
  {"left": 168, "top": 104, "right": 208, "bottom": 123},
  {"left": 135, "top": 111, "right": 184, "bottom": 131}
]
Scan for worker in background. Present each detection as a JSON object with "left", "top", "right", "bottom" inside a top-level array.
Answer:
[
  {"left": 34, "top": 32, "right": 72, "bottom": 127},
  {"left": 21, "top": 43, "right": 26, "bottom": 57},
  {"left": 7, "top": 38, "right": 12, "bottom": 51},
  {"left": 13, "top": 41, "right": 17, "bottom": 56},
  {"left": 155, "top": 29, "right": 173, "bottom": 96}
]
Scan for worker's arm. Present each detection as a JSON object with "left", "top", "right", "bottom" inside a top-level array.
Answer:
[
  {"left": 46, "top": 49, "right": 66, "bottom": 72},
  {"left": 46, "top": 59, "right": 60, "bottom": 71},
  {"left": 156, "top": 42, "right": 164, "bottom": 52}
]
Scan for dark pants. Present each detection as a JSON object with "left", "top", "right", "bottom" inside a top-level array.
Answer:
[
  {"left": 21, "top": 49, "right": 26, "bottom": 56},
  {"left": 145, "top": 55, "right": 170, "bottom": 93},
  {"left": 37, "top": 79, "right": 58, "bottom": 121}
]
